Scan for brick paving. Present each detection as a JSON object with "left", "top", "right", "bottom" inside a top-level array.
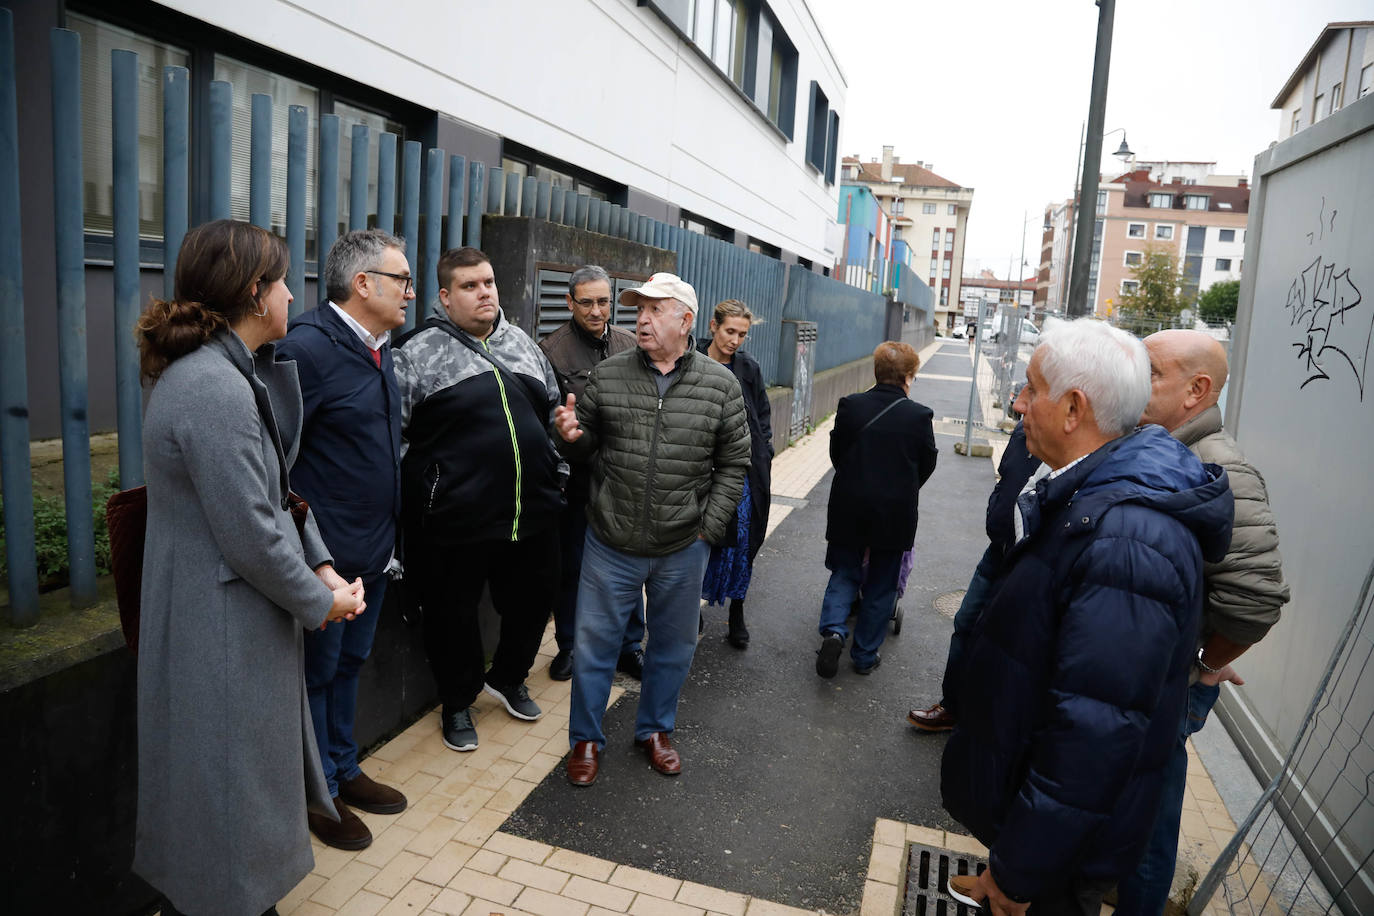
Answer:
[{"left": 257, "top": 337, "right": 1244, "bottom": 916}]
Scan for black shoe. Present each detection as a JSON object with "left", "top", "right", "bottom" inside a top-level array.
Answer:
[
  {"left": 549, "top": 648, "right": 573, "bottom": 681},
  {"left": 816, "top": 632, "right": 843, "bottom": 678},
  {"left": 616, "top": 648, "right": 644, "bottom": 680},
  {"left": 727, "top": 621, "right": 750, "bottom": 649},
  {"left": 853, "top": 653, "right": 882, "bottom": 675},
  {"left": 483, "top": 681, "right": 543, "bottom": 721},
  {"left": 441, "top": 706, "right": 478, "bottom": 752}
]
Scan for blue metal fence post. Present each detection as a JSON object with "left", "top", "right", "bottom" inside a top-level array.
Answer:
[
  {"left": 111, "top": 49, "right": 143, "bottom": 489},
  {"left": 400, "top": 140, "right": 420, "bottom": 331},
  {"left": 550, "top": 186, "right": 564, "bottom": 224},
  {"left": 485, "top": 166, "right": 503, "bottom": 213},
  {"left": 446, "top": 153, "right": 465, "bottom": 249},
  {"left": 575, "top": 194, "right": 589, "bottom": 230},
  {"left": 520, "top": 176, "right": 536, "bottom": 217},
  {"left": 249, "top": 93, "right": 272, "bottom": 228},
  {"left": 0, "top": 9, "right": 39, "bottom": 624},
  {"left": 349, "top": 123, "right": 370, "bottom": 231},
  {"left": 50, "top": 28, "right": 97, "bottom": 608},
  {"left": 208, "top": 80, "right": 232, "bottom": 220},
  {"left": 535, "top": 180, "right": 551, "bottom": 219},
  {"left": 504, "top": 171, "right": 520, "bottom": 215},
  {"left": 162, "top": 66, "right": 188, "bottom": 300},
  {"left": 467, "top": 160, "right": 485, "bottom": 247},
  {"left": 286, "top": 105, "right": 306, "bottom": 312},
  {"left": 422, "top": 146, "right": 443, "bottom": 319},
  {"left": 377, "top": 132, "right": 396, "bottom": 236},
  {"left": 318, "top": 113, "right": 340, "bottom": 275}
]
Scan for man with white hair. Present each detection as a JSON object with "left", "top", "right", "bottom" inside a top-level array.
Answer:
[
  {"left": 940, "top": 319, "right": 1235, "bottom": 916},
  {"left": 553, "top": 272, "right": 750, "bottom": 786}
]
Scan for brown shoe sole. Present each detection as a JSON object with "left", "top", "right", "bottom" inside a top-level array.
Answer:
[{"left": 906, "top": 711, "right": 955, "bottom": 732}]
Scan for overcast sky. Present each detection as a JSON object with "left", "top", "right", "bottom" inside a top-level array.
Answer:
[{"left": 807, "top": 0, "right": 1370, "bottom": 279}]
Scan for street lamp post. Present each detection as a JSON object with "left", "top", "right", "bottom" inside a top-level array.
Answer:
[
  {"left": 1066, "top": 0, "right": 1119, "bottom": 318},
  {"left": 1061, "top": 125, "right": 1132, "bottom": 315}
]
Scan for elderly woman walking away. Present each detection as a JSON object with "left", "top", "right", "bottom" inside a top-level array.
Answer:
[
  {"left": 698, "top": 299, "right": 773, "bottom": 648},
  {"left": 133, "top": 220, "right": 366, "bottom": 916}
]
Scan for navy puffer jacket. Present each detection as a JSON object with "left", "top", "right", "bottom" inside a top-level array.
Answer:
[{"left": 940, "top": 425, "right": 1234, "bottom": 902}]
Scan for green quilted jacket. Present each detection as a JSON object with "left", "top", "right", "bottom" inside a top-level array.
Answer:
[{"left": 566, "top": 343, "right": 750, "bottom": 556}]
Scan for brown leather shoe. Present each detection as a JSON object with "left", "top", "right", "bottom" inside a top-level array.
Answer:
[
  {"left": 308, "top": 796, "right": 372, "bottom": 850},
  {"left": 907, "top": 703, "right": 957, "bottom": 732},
  {"left": 635, "top": 732, "right": 682, "bottom": 775},
  {"left": 338, "top": 771, "right": 407, "bottom": 815},
  {"left": 567, "top": 740, "right": 599, "bottom": 786}
]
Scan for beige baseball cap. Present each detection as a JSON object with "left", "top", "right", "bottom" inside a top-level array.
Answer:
[{"left": 618, "top": 272, "right": 698, "bottom": 315}]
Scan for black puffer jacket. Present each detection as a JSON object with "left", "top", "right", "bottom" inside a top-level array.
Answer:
[{"left": 565, "top": 342, "right": 751, "bottom": 556}]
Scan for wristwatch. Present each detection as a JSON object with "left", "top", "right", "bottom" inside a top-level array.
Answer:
[{"left": 1195, "top": 647, "right": 1222, "bottom": 674}]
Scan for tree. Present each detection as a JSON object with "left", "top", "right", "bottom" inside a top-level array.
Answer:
[
  {"left": 1114, "top": 244, "right": 1188, "bottom": 335},
  {"left": 1197, "top": 279, "right": 1240, "bottom": 324}
]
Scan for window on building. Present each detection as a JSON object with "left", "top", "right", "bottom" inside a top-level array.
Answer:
[
  {"left": 71, "top": 12, "right": 191, "bottom": 240},
  {"left": 1184, "top": 194, "right": 1208, "bottom": 210},
  {"left": 894, "top": 199, "right": 905, "bottom": 215},
  {"left": 825, "top": 111, "right": 839, "bottom": 185},
  {"left": 334, "top": 100, "right": 405, "bottom": 235},
  {"left": 893, "top": 227, "right": 902, "bottom": 240},
  {"left": 941, "top": 260, "right": 951, "bottom": 278},
  {"left": 1291, "top": 109, "right": 1302, "bottom": 134},
  {"left": 1216, "top": 258, "right": 1232, "bottom": 271},
  {"left": 804, "top": 80, "right": 830, "bottom": 172},
  {"left": 1331, "top": 83, "right": 1342, "bottom": 114},
  {"left": 1155, "top": 224, "right": 1174, "bottom": 240},
  {"left": 1096, "top": 190, "right": 1107, "bottom": 215},
  {"left": 930, "top": 257, "right": 939, "bottom": 275},
  {"left": 922, "top": 202, "right": 936, "bottom": 214},
  {"left": 944, "top": 229, "right": 954, "bottom": 252},
  {"left": 1314, "top": 93, "right": 1325, "bottom": 122},
  {"left": 1219, "top": 228, "right": 1235, "bottom": 242},
  {"left": 1124, "top": 251, "right": 1143, "bottom": 267},
  {"left": 1362, "top": 64, "right": 1373, "bottom": 99},
  {"left": 947, "top": 204, "right": 956, "bottom": 215},
  {"left": 1149, "top": 192, "right": 1173, "bottom": 208},
  {"left": 940, "top": 287, "right": 948, "bottom": 306},
  {"left": 931, "top": 228, "right": 940, "bottom": 249},
  {"left": 751, "top": 9, "right": 797, "bottom": 138},
  {"left": 1121, "top": 279, "right": 1139, "bottom": 295},
  {"left": 1127, "top": 222, "right": 1145, "bottom": 238}
]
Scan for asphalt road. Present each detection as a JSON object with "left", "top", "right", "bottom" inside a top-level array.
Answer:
[{"left": 503, "top": 342, "right": 1000, "bottom": 913}]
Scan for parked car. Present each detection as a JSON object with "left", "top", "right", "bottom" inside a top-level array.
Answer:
[
  {"left": 951, "top": 322, "right": 972, "bottom": 339},
  {"left": 982, "top": 319, "right": 1040, "bottom": 345}
]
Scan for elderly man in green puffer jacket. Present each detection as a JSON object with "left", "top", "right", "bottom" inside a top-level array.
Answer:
[{"left": 553, "top": 272, "right": 750, "bottom": 787}]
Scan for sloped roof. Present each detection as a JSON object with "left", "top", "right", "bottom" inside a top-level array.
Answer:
[
  {"left": 1119, "top": 178, "right": 1250, "bottom": 214},
  {"left": 1271, "top": 21, "right": 1374, "bottom": 108},
  {"left": 842, "top": 156, "right": 963, "bottom": 190}
]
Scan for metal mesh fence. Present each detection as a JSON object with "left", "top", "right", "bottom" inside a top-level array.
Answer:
[{"left": 1191, "top": 561, "right": 1374, "bottom": 916}]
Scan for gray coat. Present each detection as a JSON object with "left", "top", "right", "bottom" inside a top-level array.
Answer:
[{"left": 134, "top": 330, "right": 337, "bottom": 916}]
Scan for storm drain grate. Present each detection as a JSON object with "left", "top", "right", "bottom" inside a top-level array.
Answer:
[
  {"left": 933, "top": 590, "right": 966, "bottom": 619},
  {"left": 901, "top": 842, "right": 988, "bottom": 916}
]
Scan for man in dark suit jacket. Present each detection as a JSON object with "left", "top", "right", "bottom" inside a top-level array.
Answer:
[
  {"left": 815, "top": 341, "right": 938, "bottom": 678},
  {"left": 276, "top": 229, "right": 411, "bottom": 850}
]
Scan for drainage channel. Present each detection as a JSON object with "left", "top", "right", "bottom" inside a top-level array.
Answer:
[{"left": 902, "top": 841, "right": 988, "bottom": 916}]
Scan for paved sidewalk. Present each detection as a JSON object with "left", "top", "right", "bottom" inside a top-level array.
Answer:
[{"left": 266, "top": 339, "right": 1240, "bottom": 916}]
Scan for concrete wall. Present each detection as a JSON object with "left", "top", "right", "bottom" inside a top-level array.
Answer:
[{"left": 1219, "top": 91, "right": 1374, "bottom": 913}]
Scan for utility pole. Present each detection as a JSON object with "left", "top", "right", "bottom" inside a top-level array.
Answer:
[{"left": 1066, "top": 0, "right": 1117, "bottom": 318}]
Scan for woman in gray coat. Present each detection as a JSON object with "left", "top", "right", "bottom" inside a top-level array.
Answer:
[{"left": 133, "top": 220, "right": 367, "bottom": 916}]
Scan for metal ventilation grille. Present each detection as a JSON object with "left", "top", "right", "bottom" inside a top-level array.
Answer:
[{"left": 902, "top": 842, "right": 988, "bottom": 916}]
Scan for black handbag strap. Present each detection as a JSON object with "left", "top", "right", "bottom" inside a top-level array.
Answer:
[
  {"left": 424, "top": 317, "right": 551, "bottom": 421},
  {"left": 840, "top": 397, "right": 906, "bottom": 467}
]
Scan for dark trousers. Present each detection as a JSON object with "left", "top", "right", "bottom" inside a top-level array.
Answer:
[
  {"left": 304, "top": 571, "right": 388, "bottom": 797},
  {"left": 1026, "top": 877, "right": 1116, "bottom": 916},
  {"left": 411, "top": 526, "right": 560, "bottom": 711},
  {"left": 554, "top": 497, "right": 644, "bottom": 655}
]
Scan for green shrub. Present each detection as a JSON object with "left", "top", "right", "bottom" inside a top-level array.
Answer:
[{"left": 0, "top": 469, "right": 119, "bottom": 590}]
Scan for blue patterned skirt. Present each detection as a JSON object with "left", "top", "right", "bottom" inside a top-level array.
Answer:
[{"left": 701, "top": 477, "right": 754, "bottom": 605}]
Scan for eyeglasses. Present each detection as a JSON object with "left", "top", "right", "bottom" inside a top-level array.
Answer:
[
  {"left": 366, "top": 269, "right": 414, "bottom": 295},
  {"left": 572, "top": 297, "right": 613, "bottom": 308}
]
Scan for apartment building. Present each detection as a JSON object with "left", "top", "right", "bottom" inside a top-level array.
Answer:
[
  {"left": 840, "top": 147, "right": 974, "bottom": 332},
  {"left": 1273, "top": 21, "right": 1374, "bottom": 140},
  {"left": 1094, "top": 170, "right": 1249, "bottom": 319}
]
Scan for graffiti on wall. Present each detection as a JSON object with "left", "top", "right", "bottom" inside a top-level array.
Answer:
[{"left": 1287, "top": 197, "right": 1369, "bottom": 399}]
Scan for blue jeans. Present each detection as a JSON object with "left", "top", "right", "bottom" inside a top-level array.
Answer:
[
  {"left": 817, "top": 543, "right": 903, "bottom": 669},
  {"left": 569, "top": 529, "right": 711, "bottom": 749},
  {"left": 304, "top": 572, "right": 388, "bottom": 797},
  {"left": 941, "top": 551, "right": 997, "bottom": 713},
  {"left": 1115, "top": 681, "right": 1222, "bottom": 916},
  {"left": 555, "top": 502, "right": 644, "bottom": 655}
]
